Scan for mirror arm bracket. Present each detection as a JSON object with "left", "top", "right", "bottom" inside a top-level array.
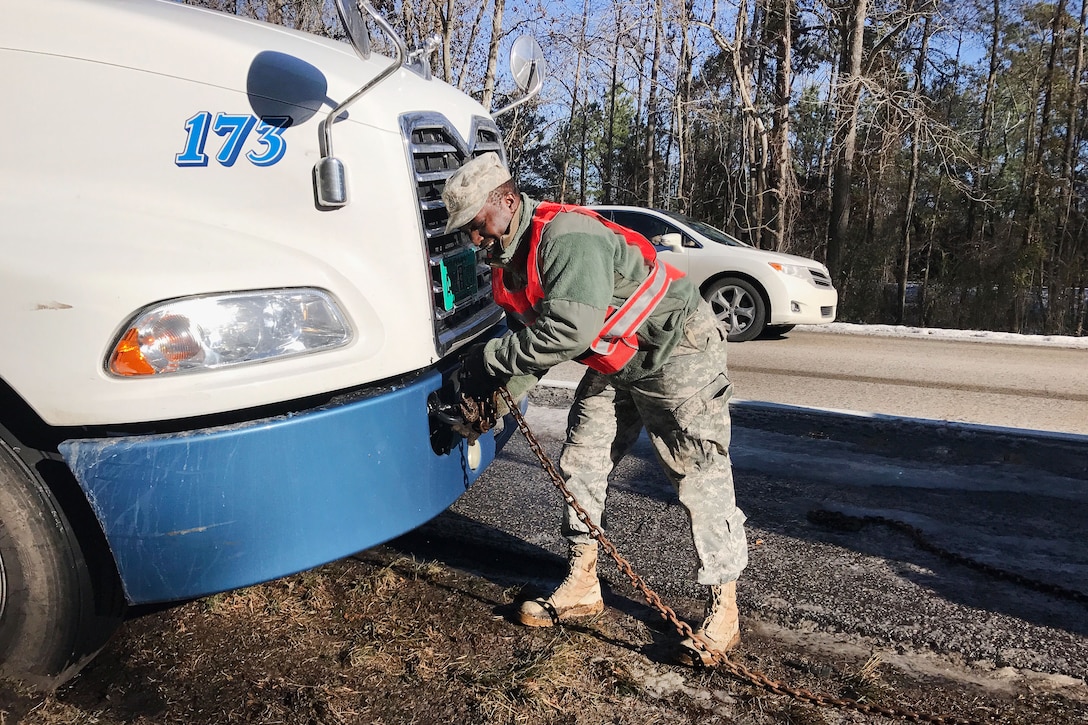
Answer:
[{"left": 316, "top": 1, "right": 406, "bottom": 208}]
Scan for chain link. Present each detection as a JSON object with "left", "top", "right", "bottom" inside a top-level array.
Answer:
[{"left": 499, "top": 387, "right": 986, "bottom": 725}]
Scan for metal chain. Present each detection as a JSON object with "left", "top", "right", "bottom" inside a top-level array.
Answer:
[
  {"left": 808, "top": 509, "right": 1088, "bottom": 605},
  {"left": 498, "top": 387, "right": 985, "bottom": 725},
  {"left": 459, "top": 438, "right": 470, "bottom": 490}
]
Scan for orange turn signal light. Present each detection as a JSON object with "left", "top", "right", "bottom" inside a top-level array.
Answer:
[
  {"left": 108, "top": 315, "right": 202, "bottom": 376},
  {"left": 109, "top": 328, "right": 156, "bottom": 376}
]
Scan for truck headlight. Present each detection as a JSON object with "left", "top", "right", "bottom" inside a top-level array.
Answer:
[{"left": 107, "top": 289, "right": 352, "bottom": 376}]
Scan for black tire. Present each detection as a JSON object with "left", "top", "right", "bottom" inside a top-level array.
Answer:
[
  {"left": 703, "top": 277, "right": 767, "bottom": 342},
  {"left": 0, "top": 439, "right": 123, "bottom": 690},
  {"left": 759, "top": 324, "right": 795, "bottom": 339}
]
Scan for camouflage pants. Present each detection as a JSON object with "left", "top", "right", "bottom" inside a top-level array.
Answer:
[{"left": 559, "top": 302, "right": 748, "bottom": 584}]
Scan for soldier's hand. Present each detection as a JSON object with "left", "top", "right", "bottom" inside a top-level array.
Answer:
[{"left": 456, "top": 343, "right": 500, "bottom": 399}]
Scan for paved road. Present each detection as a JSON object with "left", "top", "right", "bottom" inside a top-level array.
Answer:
[
  {"left": 541, "top": 328, "right": 1088, "bottom": 436},
  {"left": 403, "top": 395, "right": 1088, "bottom": 703},
  {"left": 398, "top": 328, "right": 1088, "bottom": 704}
]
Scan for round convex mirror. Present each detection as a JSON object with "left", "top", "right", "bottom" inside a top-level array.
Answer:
[
  {"left": 509, "top": 36, "right": 545, "bottom": 95},
  {"left": 334, "top": 0, "right": 371, "bottom": 59}
]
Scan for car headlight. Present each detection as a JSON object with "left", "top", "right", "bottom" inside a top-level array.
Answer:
[
  {"left": 107, "top": 289, "right": 352, "bottom": 376},
  {"left": 768, "top": 262, "right": 809, "bottom": 279}
]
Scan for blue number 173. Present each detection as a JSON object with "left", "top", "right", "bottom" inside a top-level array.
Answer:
[{"left": 175, "top": 112, "right": 290, "bottom": 168}]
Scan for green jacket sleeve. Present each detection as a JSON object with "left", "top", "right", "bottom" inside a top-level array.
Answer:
[{"left": 482, "top": 224, "right": 617, "bottom": 378}]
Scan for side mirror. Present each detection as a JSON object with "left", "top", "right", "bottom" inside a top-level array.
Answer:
[
  {"left": 493, "top": 36, "right": 546, "bottom": 118},
  {"left": 333, "top": 0, "right": 370, "bottom": 59},
  {"left": 317, "top": 1, "right": 404, "bottom": 208},
  {"left": 654, "top": 233, "right": 684, "bottom": 253},
  {"left": 509, "top": 36, "right": 544, "bottom": 95}
]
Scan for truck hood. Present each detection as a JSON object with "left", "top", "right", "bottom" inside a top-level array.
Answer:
[
  {"left": 1, "top": 0, "right": 503, "bottom": 426},
  {"left": 1, "top": 0, "right": 477, "bottom": 135}
]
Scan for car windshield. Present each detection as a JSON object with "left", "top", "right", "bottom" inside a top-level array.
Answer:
[{"left": 657, "top": 209, "right": 751, "bottom": 248}]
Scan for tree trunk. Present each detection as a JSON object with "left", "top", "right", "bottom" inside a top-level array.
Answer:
[
  {"left": 703, "top": 2, "right": 770, "bottom": 239},
  {"left": 645, "top": 0, "right": 663, "bottom": 207},
  {"left": 740, "top": 2, "right": 765, "bottom": 244},
  {"left": 579, "top": 103, "right": 588, "bottom": 206},
  {"left": 479, "top": 0, "right": 505, "bottom": 112},
  {"left": 1053, "top": 0, "right": 1088, "bottom": 332},
  {"left": 769, "top": 0, "right": 794, "bottom": 252},
  {"left": 440, "top": 0, "right": 460, "bottom": 84},
  {"left": 675, "top": 0, "right": 695, "bottom": 210},
  {"left": 604, "top": 10, "right": 622, "bottom": 205},
  {"left": 827, "top": 0, "right": 867, "bottom": 280},
  {"left": 559, "top": 0, "right": 590, "bottom": 203},
  {"left": 452, "top": 0, "right": 490, "bottom": 88},
  {"left": 267, "top": 0, "right": 284, "bottom": 26},
  {"left": 1017, "top": 0, "right": 1066, "bottom": 332},
  {"left": 897, "top": 12, "right": 932, "bottom": 324}
]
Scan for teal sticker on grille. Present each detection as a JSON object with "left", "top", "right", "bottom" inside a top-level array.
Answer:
[
  {"left": 438, "top": 264, "right": 455, "bottom": 311},
  {"left": 438, "top": 249, "right": 478, "bottom": 310}
]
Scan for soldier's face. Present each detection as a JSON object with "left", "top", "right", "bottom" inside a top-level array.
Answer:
[{"left": 464, "top": 192, "right": 517, "bottom": 250}]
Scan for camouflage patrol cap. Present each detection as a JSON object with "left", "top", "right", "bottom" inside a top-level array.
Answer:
[{"left": 442, "top": 152, "right": 512, "bottom": 233}]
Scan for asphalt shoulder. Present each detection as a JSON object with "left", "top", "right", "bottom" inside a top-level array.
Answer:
[{"left": 528, "top": 383, "right": 1088, "bottom": 481}]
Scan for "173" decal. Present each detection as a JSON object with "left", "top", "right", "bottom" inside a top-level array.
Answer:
[{"left": 175, "top": 112, "right": 292, "bottom": 167}]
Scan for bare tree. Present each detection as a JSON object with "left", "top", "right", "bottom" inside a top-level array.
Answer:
[
  {"left": 768, "top": 0, "right": 796, "bottom": 252},
  {"left": 645, "top": 0, "right": 665, "bottom": 207},
  {"left": 479, "top": 0, "right": 506, "bottom": 110},
  {"left": 603, "top": 7, "right": 623, "bottom": 205},
  {"left": 674, "top": 0, "right": 696, "bottom": 210},
  {"left": 452, "top": 0, "right": 490, "bottom": 88},
  {"left": 1051, "top": 0, "right": 1087, "bottom": 332},
  {"left": 897, "top": 10, "right": 933, "bottom": 323},
  {"left": 1015, "top": 0, "right": 1067, "bottom": 331},
  {"left": 702, "top": 1, "right": 770, "bottom": 240},
  {"left": 558, "top": 0, "right": 590, "bottom": 203},
  {"left": 826, "top": 0, "right": 867, "bottom": 280},
  {"left": 966, "top": 0, "right": 1000, "bottom": 248}
]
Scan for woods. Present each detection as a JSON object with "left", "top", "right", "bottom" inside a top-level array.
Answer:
[{"left": 189, "top": 0, "right": 1088, "bottom": 336}]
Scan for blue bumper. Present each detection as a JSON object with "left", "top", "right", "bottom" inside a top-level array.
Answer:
[{"left": 58, "top": 369, "right": 516, "bottom": 604}]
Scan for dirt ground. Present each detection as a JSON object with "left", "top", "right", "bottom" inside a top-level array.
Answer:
[{"left": 2, "top": 542, "right": 1086, "bottom": 725}]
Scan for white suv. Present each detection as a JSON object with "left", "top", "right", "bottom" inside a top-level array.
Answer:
[{"left": 593, "top": 206, "right": 838, "bottom": 342}]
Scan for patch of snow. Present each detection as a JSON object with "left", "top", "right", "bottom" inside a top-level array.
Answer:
[{"left": 797, "top": 322, "right": 1088, "bottom": 349}]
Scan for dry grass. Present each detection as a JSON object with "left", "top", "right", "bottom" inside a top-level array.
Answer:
[
  {"left": 841, "top": 654, "right": 892, "bottom": 704},
  {"left": 2, "top": 546, "right": 1081, "bottom": 725}
]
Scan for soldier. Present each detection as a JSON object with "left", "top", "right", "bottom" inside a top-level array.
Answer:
[{"left": 443, "top": 152, "right": 748, "bottom": 664}]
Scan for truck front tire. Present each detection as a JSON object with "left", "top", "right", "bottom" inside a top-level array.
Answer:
[{"left": 0, "top": 440, "right": 122, "bottom": 690}]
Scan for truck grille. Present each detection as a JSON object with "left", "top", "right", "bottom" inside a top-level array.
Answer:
[{"left": 400, "top": 113, "right": 506, "bottom": 356}]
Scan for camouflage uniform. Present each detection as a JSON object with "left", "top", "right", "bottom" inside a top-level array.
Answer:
[
  {"left": 559, "top": 302, "right": 748, "bottom": 584},
  {"left": 464, "top": 191, "right": 748, "bottom": 587}
]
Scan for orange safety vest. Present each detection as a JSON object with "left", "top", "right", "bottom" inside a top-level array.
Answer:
[{"left": 491, "top": 202, "right": 685, "bottom": 375}]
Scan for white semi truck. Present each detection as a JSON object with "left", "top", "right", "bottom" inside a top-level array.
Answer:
[{"left": 0, "top": 0, "right": 542, "bottom": 689}]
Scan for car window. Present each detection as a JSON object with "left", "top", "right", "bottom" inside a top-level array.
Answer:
[
  {"left": 657, "top": 209, "right": 750, "bottom": 247},
  {"left": 608, "top": 210, "right": 681, "bottom": 245}
]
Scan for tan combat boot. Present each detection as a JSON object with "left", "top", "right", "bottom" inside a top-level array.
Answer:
[
  {"left": 677, "top": 581, "right": 741, "bottom": 666},
  {"left": 517, "top": 542, "right": 604, "bottom": 627}
]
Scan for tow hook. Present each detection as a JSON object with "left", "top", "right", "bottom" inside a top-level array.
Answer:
[
  {"left": 427, "top": 390, "right": 464, "bottom": 455},
  {"left": 428, "top": 393, "right": 462, "bottom": 427}
]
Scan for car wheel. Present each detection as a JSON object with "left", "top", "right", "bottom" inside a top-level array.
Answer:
[
  {"left": 0, "top": 439, "right": 123, "bottom": 690},
  {"left": 760, "top": 324, "right": 795, "bottom": 339},
  {"left": 704, "top": 277, "right": 766, "bottom": 342}
]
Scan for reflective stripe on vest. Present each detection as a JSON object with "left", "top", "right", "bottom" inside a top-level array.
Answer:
[{"left": 491, "top": 202, "right": 684, "bottom": 375}]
